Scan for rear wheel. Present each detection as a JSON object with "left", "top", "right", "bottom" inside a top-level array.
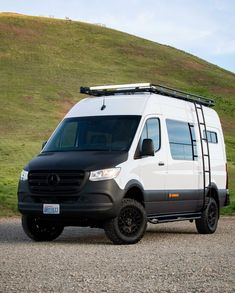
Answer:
[
  {"left": 104, "top": 198, "right": 147, "bottom": 244},
  {"left": 22, "top": 215, "right": 64, "bottom": 241},
  {"left": 195, "top": 197, "right": 219, "bottom": 234}
]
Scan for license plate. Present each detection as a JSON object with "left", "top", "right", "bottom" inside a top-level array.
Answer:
[{"left": 43, "top": 204, "right": 60, "bottom": 214}]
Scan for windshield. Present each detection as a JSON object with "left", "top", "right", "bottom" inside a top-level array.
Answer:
[{"left": 43, "top": 115, "right": 141, "bottom": 152}]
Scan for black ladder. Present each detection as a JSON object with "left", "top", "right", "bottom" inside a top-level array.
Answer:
[{"left": 194, "top": 103, "right": 211, "bottom": 208}]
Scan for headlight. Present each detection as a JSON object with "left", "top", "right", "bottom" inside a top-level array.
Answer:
[
  {"left": 20, "top": 170, "right": 28, "bottom": 181},
  {"left": 89, "top": 168, "right": 121, "bottom": 181}
]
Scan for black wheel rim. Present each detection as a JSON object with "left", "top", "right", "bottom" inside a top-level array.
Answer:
[
  {"left": 118, "top": 206, "right": 143, "bottom": 237},
  {"left": 207, "top": 202, "right": 217, "bottom": 229},
  {"left": 30, "top": 217, "right": 59, "bottom": 236}
]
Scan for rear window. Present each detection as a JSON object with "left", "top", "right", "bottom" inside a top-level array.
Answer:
[{"left": 203, "top": 130, "right": 218, "bottom": 144}]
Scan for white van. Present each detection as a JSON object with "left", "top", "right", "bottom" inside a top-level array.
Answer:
[{"left": 18, "top": 83, "right": 230, "bottom": 244}]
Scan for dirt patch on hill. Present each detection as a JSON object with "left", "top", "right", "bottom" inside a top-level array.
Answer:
[
  {"left": 58, "top": 98, "right": 77, "bottom": 119},
  {"left": 0, "top": 23, "right": 39, "bottom": 41}
]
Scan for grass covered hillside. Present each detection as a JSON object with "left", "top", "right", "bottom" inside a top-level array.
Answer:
[{"left": 0, "top": 13, "right": 234, "bottom": 216}]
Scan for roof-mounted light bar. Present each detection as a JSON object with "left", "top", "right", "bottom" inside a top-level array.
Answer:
[
  {"left": 80, "top": 83, "right": 215, "bottom": 107},
  {"left": 89, "top": 83, "right": 151, "bottom": 91}
]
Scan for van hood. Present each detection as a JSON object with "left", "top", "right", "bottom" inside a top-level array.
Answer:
[{"left": 26, "top": 151, "right": 128, "bottom": 171}]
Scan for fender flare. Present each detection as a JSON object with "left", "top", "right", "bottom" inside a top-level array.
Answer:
[
  {"left": 207, "top": 182, "right": 220, "bottom": 209},
  {"left": 124, "top": 180, "right": 145, "bottom": 194}
]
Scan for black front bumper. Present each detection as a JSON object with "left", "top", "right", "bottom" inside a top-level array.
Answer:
[{"left": 18, "top": 179, "right": 124, "bottom": 222}]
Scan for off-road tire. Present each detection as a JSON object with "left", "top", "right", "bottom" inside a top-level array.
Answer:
[
  {"left": 22, "top": 215, "right": 64, "bottom": 241},
  {"left": 104, "top": 198, "right": 147, "bottom": 245},
  {"left": 195, "top": 197, "right": 219, "bottom": 234}
]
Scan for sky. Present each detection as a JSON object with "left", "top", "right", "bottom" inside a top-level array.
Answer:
[{"left": 1, "top": 0, "right": 235, "bottom": 73}]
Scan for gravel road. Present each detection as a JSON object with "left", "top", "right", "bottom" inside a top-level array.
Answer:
[{"left": 0, "top": 217, "right": 234, "bottom": 293}]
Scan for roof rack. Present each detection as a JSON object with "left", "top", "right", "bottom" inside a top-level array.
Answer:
[{"left": 80, "top": 83, "right": 215, "bottom": 107}]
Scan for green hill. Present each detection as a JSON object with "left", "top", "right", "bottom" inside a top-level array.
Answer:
[{"left": 0, "top": 13, "right": 234, "bottom": 216}]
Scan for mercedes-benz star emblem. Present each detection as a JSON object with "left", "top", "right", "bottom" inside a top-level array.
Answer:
[{"left": 47, "top": 173, "right": 60, "bottom": 186}]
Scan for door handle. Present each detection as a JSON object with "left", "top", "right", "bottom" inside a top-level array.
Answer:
[{"left": 158, "top": 161, "right": 165, "bottom": 166}]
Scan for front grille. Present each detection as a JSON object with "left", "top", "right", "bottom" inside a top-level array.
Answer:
[{"left": 28, "top": 170, "right": 86, "bottom": 194}]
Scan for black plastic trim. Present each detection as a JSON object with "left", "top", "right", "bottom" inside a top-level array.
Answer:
[
  {"left": 18, "top": 179, "right": 124, "bottom": 221},
  {"left": 124, "top": 180, "right": 145, "bottom": 193},
  {"left": 144, "top": 189, "right": 204, "bottom": 215}
]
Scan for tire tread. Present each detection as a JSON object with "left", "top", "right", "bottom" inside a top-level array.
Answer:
[
  {"left": 195, "top": 197, "right": 218, "bottom": 234},
  {"left": 104, "top": 198, "right": 147, "bottom": 245},
  {"left": 22, "top": 215, "right": 64, "bottom": 241}
]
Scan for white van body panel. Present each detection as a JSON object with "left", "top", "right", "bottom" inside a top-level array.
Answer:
[
  {"left": 66, "top": 92, "right": 227, "bottom": 205},
  {"left": 65, "top": 94, "right": 149, "bottom": 118}
]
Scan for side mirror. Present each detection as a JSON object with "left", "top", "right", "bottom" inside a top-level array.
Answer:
[
  {"left": 41, "top": 141, "right": 47, "bottom": 150},
  {"left": 141, "top": 139, "right": 154, "bottom": 156}
]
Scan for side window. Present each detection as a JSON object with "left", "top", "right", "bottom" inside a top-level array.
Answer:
[
  {"left": 166, "top": 119, "right": 196, "bottom": 160},
  {"left": 203, "top": 130, "right": 218, "bottom": 144},
  {"left": 139, "top": 118, "right": 160, "bottom": 152}
]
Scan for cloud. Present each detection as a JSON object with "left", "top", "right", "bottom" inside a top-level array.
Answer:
[{"left": 93, "top": 0, "right": 235, "bottom": 65}]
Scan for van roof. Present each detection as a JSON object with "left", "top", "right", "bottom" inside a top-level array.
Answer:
[
  {"left": 65, "top": 93, "right": 150, "bottom": 118},
  {"left": 65, "top": 92, "right": 218, "bottom": 122}
]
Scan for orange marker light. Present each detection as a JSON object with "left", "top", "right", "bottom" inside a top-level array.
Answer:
[{"left": 169, "top": 193, "right": 179, "bottom": 198}]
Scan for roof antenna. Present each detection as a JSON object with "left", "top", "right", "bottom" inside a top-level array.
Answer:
[{"left": 101, "top": 96, "right": 106, "bottom": 111}]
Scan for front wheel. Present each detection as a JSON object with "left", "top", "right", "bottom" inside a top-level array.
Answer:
[
  {"left": 104, "top": 198, "right": 147, "bottom": 245},
  {"left": 195, "top": 197, "right": 219, "bottom": 234},
  {"left": 22, "top": 215, "right": 64, "bottom": 241}
]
